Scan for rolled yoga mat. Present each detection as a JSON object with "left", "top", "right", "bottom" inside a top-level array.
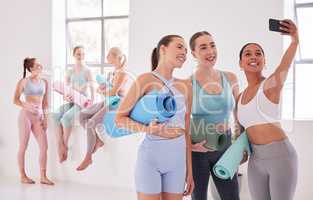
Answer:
[
  {"left": 52, "top": 80, "right": 92, "bottom": 108},
  {"left": 213, "top": 132, "right": 251, "bottom": 180},
  {"left": 105, "top": 95, "right": 121, "bottom": 108},
  {"left": 103, "top": 90, "right": 177, "bottom": 138},
  {"left": 190, "top": 116, "right": 228, "bottom": 151},
  {"left": 96, "top": 74, "right": 112, "bottom": 88}
]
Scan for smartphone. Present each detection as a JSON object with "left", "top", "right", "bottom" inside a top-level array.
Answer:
[{"left": 269, "top": 18, "right": 288, "bottom": 33}]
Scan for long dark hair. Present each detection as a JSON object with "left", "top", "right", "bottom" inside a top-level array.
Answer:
[
  {"left": 239, "top": 43, "right": 265, "bottom": 60},
  {"left": 189, "top": 31, "right": 212, "bottom": 51},
  {"left": 151, "top": 35, "right": 183, "bottom": 71},
  {"left": 23, "top": 57, "right": 36, "bottom": 78}
]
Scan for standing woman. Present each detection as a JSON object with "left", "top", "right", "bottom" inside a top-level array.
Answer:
[
  {"left": 77, "top": 47, "right": 127, "bottom": 171},
  {"left": 13, "top": 58, "right": 54, "bottom": 185},
  {"left": 115, "top": 35, "right": 194, "bottom": 200},
  {"left": 53, "top": 46, "right": 95, "bottom": 162},
  {"left": 237, "top": 20, "right": 298, "bottom": 200},
  {"left": 189, "top": 31, "right": 240, "bottom": 200}
]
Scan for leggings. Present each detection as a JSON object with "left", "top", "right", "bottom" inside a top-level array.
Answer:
[
  {"left": 192, "top": 131, "right": 240, "bottom": 200},
  {"left": 79, "top": 102, "right": 108, "bottom": 154},
  {"left": 53, "top": 103, "right": 81, "bottom": 128},
  {"left": 248, "top": 138, "right": 298, "bottom": 200},
  {"left": 18, "top": 109, "right": 48, "bottom": 171}
]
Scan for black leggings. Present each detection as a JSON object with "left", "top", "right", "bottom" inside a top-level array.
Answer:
[{"left": 192, "top": 133, "right": 240, "bottom": 200}]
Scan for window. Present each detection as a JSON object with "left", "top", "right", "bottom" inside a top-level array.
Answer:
[
  {"left": 66, "top": 0, "right": 129, "bottom": 69},
  {"left": 51, "top": 0, "right": 129, "bottom": 111},
  {"left": 282, "top": 0, "right": 313, "bottom": 119}
]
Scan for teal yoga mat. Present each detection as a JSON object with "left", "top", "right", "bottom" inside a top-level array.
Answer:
[
  {"left": 213, "top": 132, "right": 251, "bottom": 180},
  {"left": 190, "top": 116, "right": 228, "bottom": 151},
  {"left": 96, "top": 74, "right": 112, "bottom": 88},
  {"left": 105, "top": 95, "right": 121, "bottom": 108},
  {"left": 103, "top": 90, "right": 177, "bottom": 137}
]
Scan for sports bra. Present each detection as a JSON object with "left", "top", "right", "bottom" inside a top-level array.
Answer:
[
  {"left": 23, "top": 78, "right": 45, "bottom": 96},
  {"left": 237, "top": 81, "right": 281, "bottom": 128}
]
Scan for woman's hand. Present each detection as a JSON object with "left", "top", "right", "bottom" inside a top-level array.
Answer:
[
  {"left": 147, "top": 120, "right": 165, "bottom": 135},
  {"left": 240, "top": 150, "right": 248, "bottom": 165},
  {"left": 191, "top": 140, "right": 215, "bottom": 152},
  {"left": 280, "top": 19, "right": 299, "bottom": 44},
  {"left": 183, "top": 173, "right": 195, "bottom": 196},
  {"left": 148, "top": 120, "right": 184, "bottom": 139},
  {"left": 63, "top": 94, "right": 73, "bottom": 103},
  {"left": 22, "top": 102, "right": 40, "bottom": 114}
]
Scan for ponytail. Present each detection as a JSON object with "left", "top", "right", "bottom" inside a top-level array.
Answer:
[
  {"left": 120, "top": 54, "right": 127, "bottom": 68},
  {"left": 23, "top": 57, "right": 36, "bottom": 78},
  {"left": 151, "top": 48, "right": 158, "bottom": 71},
  {"left": 23, "top": 65, "right": 27, "bottom": 78},
  {"left": 151, "top": 35, "right": 182, "bottom": 71}
]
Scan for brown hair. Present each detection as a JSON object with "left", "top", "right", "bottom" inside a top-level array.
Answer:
[
  {"left": 23, "top": 57, "right": 36, "bottom": 78},
  {"left": 151, "top": 35, "right": 183, "bottom": 71},
  {"left": 239, "top": 43, "right": 265, "bottom": 60},
  {"left": 189, "top": 31, "right": 212, "bottom": 51},
  {"left": 73, "top": 45, "right": 84, "bottom": 56}
]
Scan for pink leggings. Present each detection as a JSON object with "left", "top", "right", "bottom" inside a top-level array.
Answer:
[{"left": 18, "top": 109, "right": 48, "bottom": 171}]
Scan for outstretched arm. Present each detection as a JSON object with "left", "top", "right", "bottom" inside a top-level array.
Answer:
[{"left": 265, "top": 19, "right": 299, "bottom": 98}]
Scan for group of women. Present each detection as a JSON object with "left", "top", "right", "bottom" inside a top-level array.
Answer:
[{"left": 14, "top": 19, "right": 298, "bottom": 200}]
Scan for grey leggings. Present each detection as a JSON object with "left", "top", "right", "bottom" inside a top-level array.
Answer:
[
  {"left": 79, "top": 102, "right": 107, "bottom": 154},
  {"left": 248, "top": 138, "right": 298, "bottom": 200}
]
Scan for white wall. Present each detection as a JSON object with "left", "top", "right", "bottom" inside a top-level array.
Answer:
[
  {"left": 0, "top": 0, "right": 52, "bottom": 177},
  {"left": 1, "top": 0, "right": 313, "bottom": 199},
  {"left": 128, "top": 0, "right": 284, "bottom": 87}
]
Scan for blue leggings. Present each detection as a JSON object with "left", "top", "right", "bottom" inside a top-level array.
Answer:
[
  {"left": 53, "top": 103, "right": 81, "bottom": 128},
  {"left": 135, "top": 135, "right": 186, "bottom": 194}
]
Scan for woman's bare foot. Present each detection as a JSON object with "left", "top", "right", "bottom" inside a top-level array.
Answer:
[
  {"left": 76, "top": 158, "right": 92, "bottom": 171},
  {"left": 92, "top": 137, "right": 104, "bottom": 153},
  {"left": 21, "top": 176, "right": 35, "bottom": 184},
  {"left": 59, "top": 145, "right": 68, "bottom": 163},
  {"left": 40, "top": 177, "right": 54, "bottom": 185},
  {"left": 58, "top": 142, "right": 67, "bottom": 163}
]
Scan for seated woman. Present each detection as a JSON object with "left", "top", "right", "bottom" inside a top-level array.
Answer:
[
  {"left": 53, "top": 46, "right": 94, "bottom": 163},
  {"left": 77, "top": 47, "right": 127, "bottom": 171}
]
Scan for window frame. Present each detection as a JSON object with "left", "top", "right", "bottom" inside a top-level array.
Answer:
[
  {"left": 65, "top": 0, "right": 129, "bottom": 73},
  {"left": 292, "top": 1, "right": 313, "bottom": 119}
]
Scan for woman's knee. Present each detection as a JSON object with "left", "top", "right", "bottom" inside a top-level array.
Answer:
[{"left": 60, "top": 113, "right": 74, "bottom": 128}]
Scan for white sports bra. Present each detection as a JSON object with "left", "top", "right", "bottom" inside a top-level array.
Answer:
[{"left": 237, "top": 81, "right": 281, "bottom": 129}]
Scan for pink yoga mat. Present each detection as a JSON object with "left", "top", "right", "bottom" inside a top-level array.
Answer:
[{"left": 52, "top": 81, "right": 92, "bottom": 108}]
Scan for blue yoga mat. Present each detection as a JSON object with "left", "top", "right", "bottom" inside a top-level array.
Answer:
[
  {"left": 213, "top": 132, "right": 251, "bottom": 180},
  {"left": 96, "top": 74, "right": 112, "bottom": 88},
  {"left": 103, "top": 90, "right": 177, "bottom": 138}
]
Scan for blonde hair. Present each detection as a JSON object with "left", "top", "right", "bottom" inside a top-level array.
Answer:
[{"left": 109, "top": 47, "right": 127, "bottom": 68}]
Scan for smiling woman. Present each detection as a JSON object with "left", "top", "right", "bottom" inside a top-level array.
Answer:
[
  {"left": 114, "top": 35, "right": 194, "bottom": 200},
  {"left": 13, "top": 57, "right": 54, "bottom": 186}
]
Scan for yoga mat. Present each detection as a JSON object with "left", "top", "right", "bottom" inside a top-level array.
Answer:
[
  {"left": 103, "top": 90, "right": 177, "bottom": 138},
  {"left": 213, "top": 132, "right": 251, "bottom": 180},
  {"left": 52, "top": 80, "right": 92, "bottom": 108},
  {"left": 105, "top": 95, "right": 121, "bottom": 108},
  {"left": 190, "top": 116, "right": 228, "bottom": 151},
  {"left": 96, "top": 74, "right": 112, "bottom": 88}
]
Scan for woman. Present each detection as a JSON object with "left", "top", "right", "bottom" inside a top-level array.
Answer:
[
  {"left": 13, "top": 57, "right": 54, "bottom": 185},
  {"left": 53, "top": 46, "right": 94, "bottom": 163},
  {"left": 237, "top": 19, "right": 298, "bottom": 200},
  {"left": 115, "top": 35, "right": 194, "bottom": 200},
  {"left": 189, "top": 31, "right": 240, "bottom": 200},
  {"left": 77, "top": 47, "right": 127, "bottom": 171}
]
